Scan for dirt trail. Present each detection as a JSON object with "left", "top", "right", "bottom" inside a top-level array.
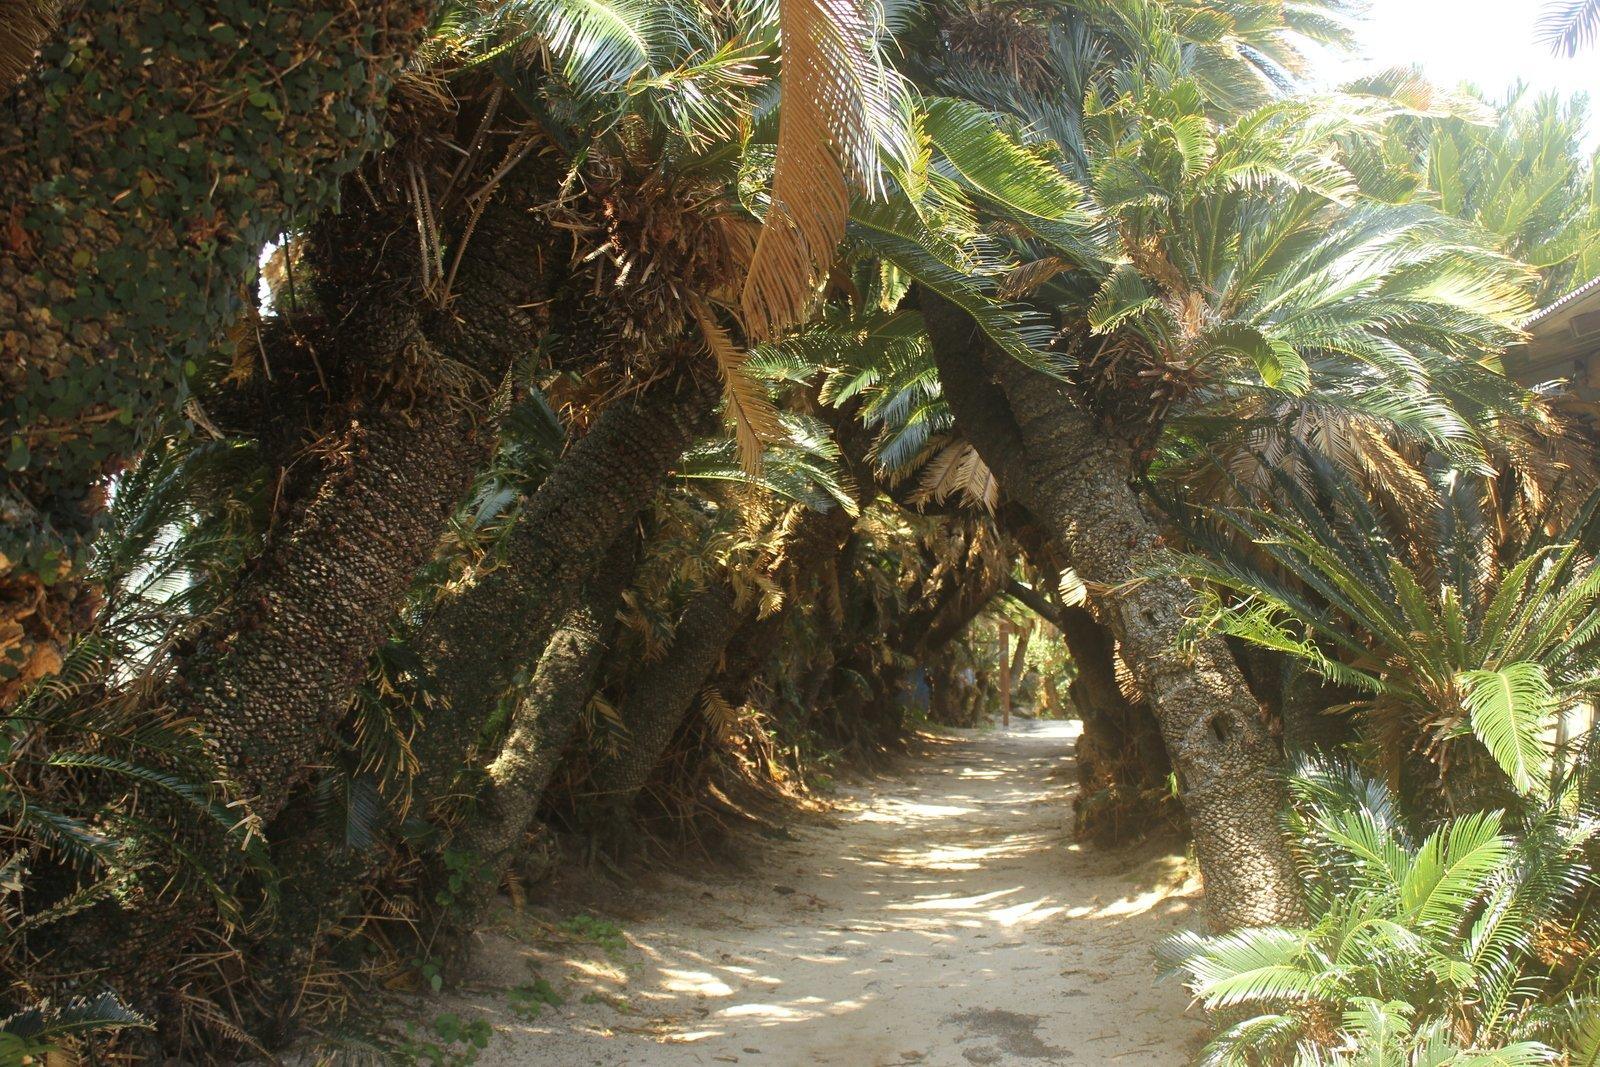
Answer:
[{"left": 439, "top": 721, "right": 1207, "bottom": 1066}]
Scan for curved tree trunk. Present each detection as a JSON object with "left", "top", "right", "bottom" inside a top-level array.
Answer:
[
  {"left": 922, "top": 289, "right": 1305, "bottom": 930},
  {"left": 241, "top": 375, "right": 714, "bottom": 1016},
  {"left": 1058, "top": 606, "right": 1175, "bottom": 843},
  {"left": 453, "top": 526, "right": 642, "bottom": 922},
  {"left": 23, "top": 193, "right": 555, "bottom": 1026},
  {"left": 582, "top": 582, "right": 742, "bottom": 837},
  {"left": 0, "top": 0, "right": 433, "bottom": 708},
  {"left": 175, "top": 196, "right": 553, "bottom": 821},
  {"left": 1002, "top": 578, "right": 1172, "bottom": 842},
  {"left": 411, "top": 372, "right": 719, "bottom": 802}
]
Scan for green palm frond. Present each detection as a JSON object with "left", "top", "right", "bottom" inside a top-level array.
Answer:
[
  {"left": 1458, "top": 666, "right": 1556, "bottom": 798},
  {"left": 1167, "top": 762, "right": 1595, "bottom": 1064},
  {"left": 494, "top": 0, "right": 703, "bottom": 93},
  {"left": 1163, "top": 456, "right": 1600, "bottom": 803},
  {"left": 920, "top": 96, "right": 1092, "bottom": 223},
  {"left": 1401, "top": 809, "right": 1511, "bottom": 931},
  {"left": 848, "top": 199, "right": 1062, "bottom": 375},
  {"left": 1167, "top": 926, "right": 1330, "bottom": 1009}
]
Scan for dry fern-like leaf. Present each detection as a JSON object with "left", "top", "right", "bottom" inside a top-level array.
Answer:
[
  {"left": 911, "top": 439, "right": 998, "bottom": 512},
  {"left": 740, "top": 0, "right": 883, "bottom": 338},
  {"left": 699, "top": 687, "right": 742, "bottom": 741},
  {"left": 997, "top": 256, "right": 1073, "bottom": 300},
  {"left": 0, "top": 0, "right": 54, "bottom": 92},
  {"left": 692, "top": 296, "right": 782, "bottom": 474}
]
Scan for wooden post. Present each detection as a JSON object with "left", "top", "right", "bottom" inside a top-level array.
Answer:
[
  {"left": 999, "top": 620, "right": 1013, "bottom": 728},
  {"left": 1009, "top": 620, "right": 1034, "bottom": 685}
]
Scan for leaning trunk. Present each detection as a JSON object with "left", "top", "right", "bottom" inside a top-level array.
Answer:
[
  {"left": 452, "top": 526, "right": 641, "bottom": 923},
  {"left": 25, "top": 191, "right": 554, "bottom": 1024},
  {"left": 244, "top": 373, "right": 715, "bottom": 1004},
  {"left": 1003, "top": 577, "right": 1173, "bottom": 842},
  {"left": 582, "top": 583, "right": 742, "bottom": 837},
  {"left": 174, "top": 195, "right": 553, "bottom": 822},
  {"left": 411, "top": 372, "right": 718, "bottom": 802},
  {"left": 1057, "top": 603, "right": 1176, "bottom": 845},
  {"left": 923, "top": 290, "right": 1305, "bottom": 929}
]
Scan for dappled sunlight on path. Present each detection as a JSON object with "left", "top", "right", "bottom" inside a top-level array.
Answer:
[{"left": 442, "top": 721, "right": 1207, "bottom": 1065}]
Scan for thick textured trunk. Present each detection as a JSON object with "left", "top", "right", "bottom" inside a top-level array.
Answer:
[
  {"left": 245, "top": 365, "right": 711, "bottom": 1016},
  {"left": 174, "top": 197, "right": 551, "bottom": 820},
  {"left": 242, "top": 377, "right": 710, "bottom": 1014},
  {"left": 0, "top": 0, "right": 432, "bottom": 707},
  {"left": 453, "top": 527, "right": 641, "bottom": 921},
  {"left": 1002, "top": 578, "right": 1173, "bottom": 842},
  {"left": 411, "top": 373, "right": 718, "bottom": 801},
  {"left": 583, "top": 583, "right": 742, "bottom": 830},
  {"left": 1056, "top": 604, "right": 1176, "bottom": 845},
  {"left": 22, "top": 195, "right": 554, "bottom": 1028},
  {"left": 922, "top": 290, "right": 1305, "bottom": 929},
  {"left": 178, "top": 404, "right": 475, "bottom": 808}
]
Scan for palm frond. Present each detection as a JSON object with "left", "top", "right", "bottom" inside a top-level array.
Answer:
[{"left": 1539, "top": 0, "right": 1600, "bottom": 56}]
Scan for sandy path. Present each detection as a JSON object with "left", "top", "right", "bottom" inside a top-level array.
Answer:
[{"left": 436, "top": 721, "right": 1208, "bottom": 1066}]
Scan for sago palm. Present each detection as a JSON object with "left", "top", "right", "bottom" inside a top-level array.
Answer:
[
  {"left": 836, "top": 8, "right": 1532, "bottom": 929},
  {"left": 1168, "top": 451, "right": 1600, "bottom": 808},
  {"left": 1163, "top": 760, "right": 1600, "bottom": 1065}
]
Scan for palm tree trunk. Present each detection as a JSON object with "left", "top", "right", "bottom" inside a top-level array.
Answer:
[
  {"left": 242, "top": 371, "right": 714, "bottom": 1012},
  {"left": 1002, "top": 578, "right": 1172, "bottom": 839},
  {"left": 174, "top": 197, "right": 550, "bottom": 822},
  {"left": 922, "top": 290, "right": 1305, "bottom": 929},
  {"left": 1057, "top": 604, "right": 1176, "bottom": 844},
  {"left": 0, "top": 0, "right": 433, "bottom": 709},
  {"left": 410, "top": 372, "right": 719, "bottom": 802},
  {"left": 582, "top": 582, "right": 743, "bottom": 840},
  {"left": 452, "top": 526, "right": 642, "bottom": 924},
  {"left": 23, "top": 195, "right": 554, "bottom": 1024}
]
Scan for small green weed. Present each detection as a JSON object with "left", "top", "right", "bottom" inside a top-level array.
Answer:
[
  {"left": 559, "top": 914, "right": 628, "bottom": 957},
  {"left": 507, "top": 978, "right": 563, "bottom": 1020},
  {"left": 395, "top": 1013, "right": 492, "bottom": 1066}
]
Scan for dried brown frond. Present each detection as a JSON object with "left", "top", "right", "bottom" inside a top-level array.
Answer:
[
  {"left": 910, "top": 438, "right": 999, "bottom": 512},
  {"left": 699, "top": 688, "right": 742, "bottom": 742},
  {"left": 546, "top": 161, "right": 749, "bottom": 389},
  {"left": 0, "top": 0, "right": 54, "bottom": 92},
  {"left": 692, "top": 296, "right": 783, "bottom": 474},
  {"left": 741, "top": 0, "right": 881, "bottom": 338},
  {"left": 1074, "top": 328, "right": 1200, "bottom": 441},
  {"left": 939, "top": 3, "right": 1052, "bottom": 92},
  {"left": 997, "top": 256, "right": 1074, "bottom": 300}
]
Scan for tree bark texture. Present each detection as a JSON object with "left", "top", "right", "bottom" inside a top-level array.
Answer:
[
  {"left": 411, "top": 372, "right": 719, "bottom": 803},
  {"left": 454, "top": 526, "right": 641, "bottom": 920},
  {"left": 239, "top": 357, "right": 715, "bottom": 1013},
  {"left": 1002, "top": 577, "right": 1173, "bottom": 843},
  {"left": 0, "top": 0, "right": 434, "bottom": 707},
  {"left": 1055, "top": 602, "right": 1176, "bottom": 845},
  {"left": 15, "top": 191, "right": 558, "bottom": 1026},
  {"left": 174, "top": 195, "right": 555, "bottom": 821},
  {"left": 583, "top": 582, "right": 742, "bottom": 826},
  {"left": 922, "top": 288, "right": 1306, "bottom": 929}
]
